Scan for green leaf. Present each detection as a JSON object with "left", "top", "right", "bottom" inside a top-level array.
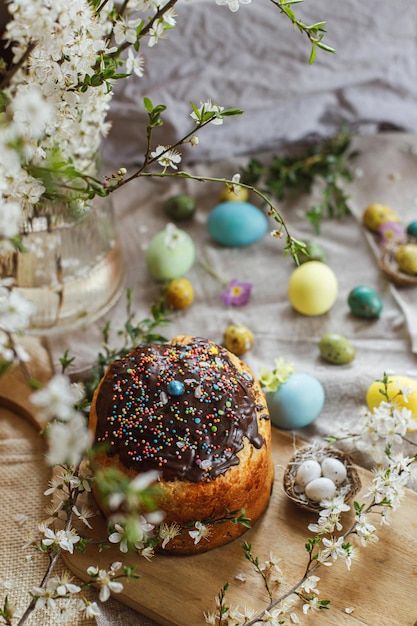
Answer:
[
  {"left": 143, "top": 97, "right": 153, "bottom": 112},
  {"left": 309, "top": 44, "right": 317, "bottom": 64}
]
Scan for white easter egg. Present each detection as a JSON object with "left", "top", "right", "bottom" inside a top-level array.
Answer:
[
  {"left": 321, "top": 457, "right": 347, "bottom": 486},
  {"left": 295, "top": 460, "right": 322, "bottom": 488},
  {"left": 304, "top": 477, "right": 337, "bottom": 502}
]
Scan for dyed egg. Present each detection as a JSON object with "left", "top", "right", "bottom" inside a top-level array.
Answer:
[
  {"left": 406, "top": 220, "right": 417, "bottom": 238},
  {"left": 348, "top": 285, "right": 383, "bottom": 319},
  {"left": 319, "top": 333, "right": 355, "bottom": 365},
  {"left": 146, "top": 224, "right": 195, "bottom": 281},
  {"left": 305, "top": 477, "right": 337, "bottom": 502},
  {"left": 321, "top": 457, "right": 347, "bottom": 486},
  {"left": 297, "top": 241, "right": 326, "bottom": 265},
  {"left": 395, "top": 243, "right": 417, "bottom": 275},
  {"left": 295, "top": 460, "right": 322, "bottom": 487},
  {"left": 223, "top": 324, "right": 254, "bottom": 356},
  {"left": 266, "top": 372, "right": 325, "bottom": 430},
  {"left": 163, "top": 194, "right": 196, "bottom": 220},
  {"left": 288, "top": 261, "right": 338, "bottom": 316},
  {"left": 165, "top": 277, "right": 194, "bottom": 310},
  {"left": 366, "top": 375, "right": 417, "bottom": 422},
  {"left": 362, "top": 203, "right": 400, "bottom": 232},
  {"left": 207, "top": 201, "right": 268, "bottom": 247},
  {"left": 218, "top": 184, "right": 249, "bottom": 202}
]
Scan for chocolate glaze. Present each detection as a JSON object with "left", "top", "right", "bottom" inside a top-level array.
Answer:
[{"left": 93, "top": 337, "right": 266, "bottom": 483}]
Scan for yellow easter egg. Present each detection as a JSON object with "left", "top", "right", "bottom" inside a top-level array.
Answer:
[
  {"left": 395, "top": 243, "right": 417, "bottom": 275},
  {"left": 218, "top": 184, "right": 249, "bottom": 202},
  {"left": 288, "top": 261, "right": 338, "bottom": 316},
  {"left": 362, "top": 203, "right": 400, "bottom": 232},
  {"left": 366, "top": 375, "right": 417, "bottom": 427},
  {"left": 165, "top": 277, "right": 194, "bottom": 310}
]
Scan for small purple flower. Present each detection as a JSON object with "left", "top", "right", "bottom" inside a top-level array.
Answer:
[
  {"left": 378, "top": 221, "right": 406, "bottom": 247},
  {"left": 221, "top": 279, "right": 252, "bottom": 306}
]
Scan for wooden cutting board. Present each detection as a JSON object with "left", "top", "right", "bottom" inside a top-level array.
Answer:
[
  {"left": 62, "top": 428, "right": 417, "bottom": 626},
  {"left": 3, "top": 340, "right": 417, "bottom": 626}
]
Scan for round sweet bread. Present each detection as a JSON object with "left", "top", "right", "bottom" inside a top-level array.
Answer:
[{"left": 89, "top": 335, "right": 274, "bottom": 554}]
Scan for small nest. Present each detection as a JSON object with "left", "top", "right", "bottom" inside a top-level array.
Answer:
[
  {"left": 379, "top": 248, "right": 417, "bottom": 288},
  {"left": 283, "top": 444, "right": 362, "bottom": 513}
]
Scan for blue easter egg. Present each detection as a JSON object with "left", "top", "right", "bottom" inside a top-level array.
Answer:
[
  {"left": 266, "top": 372, "right": 325, "bottom": 430},
  {"left": 207, "top": 201, "right": 268, "bottom": 247}
]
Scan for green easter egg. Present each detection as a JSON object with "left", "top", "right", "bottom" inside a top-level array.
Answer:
[
  {"left": 146, "top": 224, "right": 195, "bottom": 281},
  {"left": 163, "top": 194, "right": 196, "bottom": 221},
  {"left": 319, "top": 333, "right": 355, "bottom": 365}
]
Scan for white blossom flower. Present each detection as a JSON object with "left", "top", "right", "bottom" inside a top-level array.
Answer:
[
  {"left": 86, "top": 565, "right": 123, "bottom": 602},
  {"left": 108, "top": 523, "right": 130, "bottom": 553},
  {"left": 109, "top": 516, "right": 154, "bottom": 553},
  {"left": 0, "top": 289, "right": 36, "bottom": 332},
  {"left": 51, "top": 572, "right": 81, "bottom": 596},
  {"left": 45, "top": 413, "right": 92, "bottom": 467},
  {"left": 10, "top": 84, "right": 55, "bottom": 141},
  {"left": 31, "top": 374, "right": 84, "bottom": 423},
  {"left": 262, "top": 607, "right": 287, "bottom": 623},
  {"left": 113, "top": 17, "right": 141, "bottom": 45},
  {"left": 159, "top": 522, "right": 181, "bottom": 549},
  {"left": 189, "top": 521, "right": 212, "bottom": 545},
  {"left": 72, "top": 504, "right": 95, "bottom": 529},
  {"left": 126, "top": 48, "right": 145, "bottom": 77},
  {"left": 301, "top": 575, "right": 320, "bottom": 594},
  {"left": 215, "top": 0, "right": 252, "bottom": 12},
  {"left": 204, "top": 611, "right": 217, "bottom": 625},
  {"left": 190, "top": 99, "right": 225, "bottom": 125},
  {"left": 355, "top": 514, "right": 379, "bottom": 546},
  {"left": 31, "top": 584, "right": 57, "bottom": 611},
  {"left": 41, "top": 526, "right": 80, "bottom": 554},
  {"left": 148, "top": 20, "right": 166, "bottom": 47},
  {"left": 151, "top": 145, "right": 182, "bottom": 170},
  {"left": 302, "top": 596, "right": 321, "bottom": 614},
  {"left": 318, "top": 536, "right": 347, "bottom": 563},
  {"left": 76, "top": 599, "right": 101, "bottom": 619},
  {"left": 0, "top": 200, "right": 21, "bottom": 238}
]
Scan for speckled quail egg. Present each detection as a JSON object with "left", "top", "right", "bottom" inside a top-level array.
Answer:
[
  {"left": 294, "top": 460, "right": 322, "bottom": 488},
  {"left": 321, "top": 457, "right": 347, "bottom": 486},
  {"left": 304, "top": 477, "right": 337, "bottom": 502}
]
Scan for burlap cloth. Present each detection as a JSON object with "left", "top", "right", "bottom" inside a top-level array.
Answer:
[{"left": 2, "top": 133, "right": 417, "bottom": 626}]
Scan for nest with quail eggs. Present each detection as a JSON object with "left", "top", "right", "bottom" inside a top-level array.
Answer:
[{"left": 283, "top": 445, "right": 361, "bottom": 513}]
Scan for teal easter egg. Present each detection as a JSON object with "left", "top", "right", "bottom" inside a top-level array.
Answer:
[
  {"left": 146, "top": 224, "right": 195, "bottom": 281},
  {"left": 348, "top": 285, "right": 383, "bottom": 319},
  {"left": 207, "top": 201, "right": 268, "bottom": 247},
  {"left": 406, "top": 220, "right": 417, "bottom": 238},
  {"left": 266, "top": 372, "right": 325, "bottom": 430}
]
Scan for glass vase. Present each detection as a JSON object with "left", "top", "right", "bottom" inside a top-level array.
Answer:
[{"left": 0, "top": 196, "right": 124, "bottom": 334}]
